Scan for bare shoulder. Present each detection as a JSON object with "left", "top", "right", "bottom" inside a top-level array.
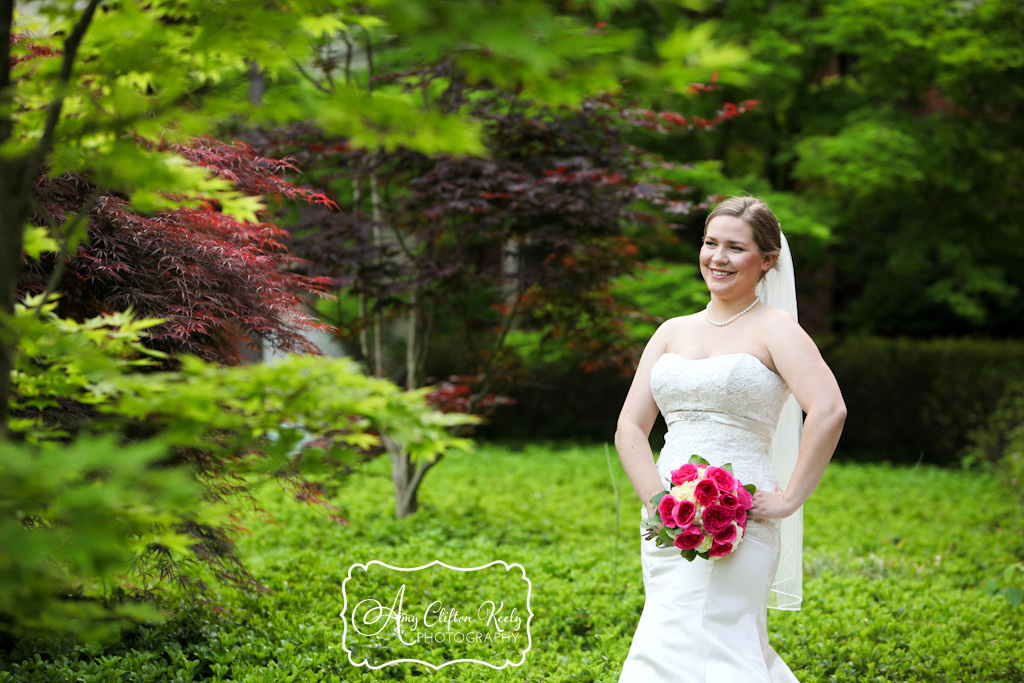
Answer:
[
  {"left": 758, "top": 305, "right": 821, "bottom": 361},
  {"left": 637, "top": 313, "right": 701, "bottom": 361},
  {"left": 758, "top": 305, "right": 843, "bottom": 412},
  {"left": 651, "top": 313, "right": 698, "bottom": 341},
  {"left": 664, "top": 312, "right": 702, "bottom": 326},
  {"left": 759, "top": 310, "right": 839, "bottom": 406},
  {"left": 758, "top": 305, "right": 802, "bottom": 335}
]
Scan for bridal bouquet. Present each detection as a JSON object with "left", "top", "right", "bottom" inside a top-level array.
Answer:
[{"left": 645, "top": 455, "right": 756, "bottom": 561}]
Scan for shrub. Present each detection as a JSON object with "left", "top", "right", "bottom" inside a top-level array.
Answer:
[
  {"left": 962, "top": 380, "right": 1024, "bottom": 503},
  {"left": 822, "top": 337, "right": 1024, "bottom": 465},
  {"left": 0, "top": 435, "right": 201, "bottom": 641},
  {"left": 2, "top": 295, "right": 473, "bottom": 639}
]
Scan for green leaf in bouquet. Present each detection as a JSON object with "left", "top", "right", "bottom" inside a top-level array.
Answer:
[
  {"left": 688, "top": 454, "right": 711, "bottom": 466},
  {"left": 744, "top": 484, "right": 757, "bottom": 495},
  {"left": 650, "top": 490, "right": 668, "bottom": 507},
  {"left": 680, "top": 549, "right": 697, "bottom": 562},
  {"left": 697, "top": 551, "right": 710, "bottom": 561},
  {"left": 721, "top": 463, "right": 734, "bottom": 474},
  {"left": 656, "top": 527, "right": 676, "bottom": 546}
]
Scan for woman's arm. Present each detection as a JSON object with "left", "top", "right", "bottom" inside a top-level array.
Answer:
[
  {"left": 750, "top": 310, "right": 847, "bottom": 519},
  {"left": 615, "top": 320, "right": 677, "bottom": 517}
]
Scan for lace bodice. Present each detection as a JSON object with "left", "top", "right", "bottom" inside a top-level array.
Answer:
[
  {"left": 651, "top": 353, "right": 790, "bottom": 429},
  {"left": 648, "top": 353, "right": 792, "bottom": 545}
]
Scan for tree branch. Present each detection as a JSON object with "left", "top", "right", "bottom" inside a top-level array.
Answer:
[
  {"left": 291, "top": 58, "right": 332, "bottom": 94},
  {"left": 22, "top": 0, "right": 102, "bottom": 189},
  {"left": 1, "top": 0, "right": 14, "bottom": 146},
  {"left": 321, "top": 44, "right": 336, "bottom": 93},
  {"left": 31, "top": 187, "right": 103, "bottom": 317},
  {"left": 470, "top": 285, "right": 525, "bottom": 412},
  {"left": 407, "top": 453, "right": 441, "bottom": 498},
  {"left": 57, "top": 95, "right": 183, "bottom": 143},
  {"left": 364, "top": 27, "right": 374, "bottom": 96},
  {"left": 340, "top": 31, "right": 353, "bottom": 86}
]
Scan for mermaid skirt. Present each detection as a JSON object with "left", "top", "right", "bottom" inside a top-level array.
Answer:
[{"left": 617, "top": 513, "right": 799, "bottom": 683}]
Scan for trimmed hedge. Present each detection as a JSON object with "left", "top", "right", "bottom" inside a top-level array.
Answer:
[
  {"left": 825, "top": 337, "right": 1024, "bottom": 465},
  {"left": 484, "top": 337, "right": 1024, "bottom": 466},
  {"left": 478, "top": 364, "right": 638, "bottom": 445}
]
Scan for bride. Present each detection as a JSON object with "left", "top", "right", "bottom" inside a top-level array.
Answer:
[{"left": 615, "top": 196, "right": 846, "bottom": 682}]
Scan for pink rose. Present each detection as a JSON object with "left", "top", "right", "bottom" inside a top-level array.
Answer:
[
  {"left": 713, "top": 523, "right": 738, "bottom": 544},
  {"left": 673, "top": 525, "right": 705, "bottom": 551},
  {"left": 706, "top": 467, "right": 736, "bottom": 493},
  {"left": 673, "top": 499, "right": 697, "bottom": 527},
  {"left": 694, "top": 479, "right": 720, "bottom": 506},
  {"left": 671, "top": 463, "right": 699, "bottom": 484},
  {"left": 702, "top": 504, "right": 734, "bottom": 534},
  {"left": 720, "top": 490, "right": 740, "bottom": 508},
  {"left": 658, "top": 494, "right": 680, "bottom": 528},
  {"left": 736, "top": 485, "right": 753, "bottom": 510},
  {"left": 709, "top": 541, "right": 733, "bottom": 558}
]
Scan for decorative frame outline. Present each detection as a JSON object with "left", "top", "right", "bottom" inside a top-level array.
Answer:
[{"left": 341, "top": 559, "right": 534, "bottom": 670}]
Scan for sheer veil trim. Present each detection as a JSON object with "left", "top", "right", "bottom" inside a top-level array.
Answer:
[{"left": 756, "top": 231, "right": 804, "bottom": 610}]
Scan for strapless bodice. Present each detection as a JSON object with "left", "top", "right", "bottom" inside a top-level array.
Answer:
[
  {"left": 649, "top": 352, "right": 792, "bottom": 495},
  {"left": 650, "top": 353, "right": 790, "bottom": 429}
]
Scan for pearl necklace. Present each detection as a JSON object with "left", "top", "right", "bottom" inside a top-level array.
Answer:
[{"left": 705, "top": 300, "right": 758, "bottom": 327}]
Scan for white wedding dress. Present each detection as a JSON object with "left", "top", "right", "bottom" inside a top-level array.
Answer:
[{"left": 618, "top": 352, "right": 800, "bottom": 683}]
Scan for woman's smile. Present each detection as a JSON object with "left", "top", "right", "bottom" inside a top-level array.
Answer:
[{"left": 699, "top": 215, "right": 772, "bottom": 298}]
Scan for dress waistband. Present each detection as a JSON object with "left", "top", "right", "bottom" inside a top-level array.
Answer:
[{"left": 663, "top": 409, "right": 775, "bottom": 438}]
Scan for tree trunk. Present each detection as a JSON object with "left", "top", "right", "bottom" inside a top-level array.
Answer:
[
  {"left": 406, "top": 290, "right": 421, "bottom": 391},
  {"left": 386, "top": 434, "right": 441, "bottom": 518},
  {"left": 357, "top": 29, "right": 440, "bottom": 518},
  {"left": 502, "top": 237, "right": 520, "bottom": 307},
  {"left": 0, "top": 178, "right": 29, "bottom": 437},
  {"left": 1, "top": 1, "right": 20, "bottom": 436},
  {"left": 1, "top": 0, "right": 102, "bottom": 435},
  {"left": 247, "top": 60, "right": 265, "bottom": 106},
  {"left": 389, "top": 284, "right": 438, "bottom": 516},
  {"left": 370, "top": 171, "right": 384, "bottom": 378}
]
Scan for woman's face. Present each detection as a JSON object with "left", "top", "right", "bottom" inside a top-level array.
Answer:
[{"left": 700, "top": 216, "right": 775, "bottom": 299}]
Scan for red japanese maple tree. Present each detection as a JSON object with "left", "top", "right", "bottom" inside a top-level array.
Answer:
[{"left": 21, "top": 137, "right": 338, "bottom": 365}]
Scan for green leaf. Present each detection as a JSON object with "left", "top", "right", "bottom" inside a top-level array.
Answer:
[
  {"left": 299, "top": 14, "right": 347, "bottom": 38},
  {"left": 666, "top": 0, "right": 708, "bottom": 9},
  {"left": 345, "top": 14, "right": 385, "bottom": 30},
  {"left": 22, "top": 225, "right": 59, "bottom": 259},
  {"left": 688, "top": 454, "right": 711, "bottom": 466},
  {"left": 308, "top": 86, "right": 486, "bottom": 155},
  {"left": 1003, "top": 586, "right": 1024, "bottom": 607},
  {"left": 1002, "top": 563, "right": 1024, "bottom": 582},
  {"left": 217, "top": 194, "right": 265, "bottom": 223}
]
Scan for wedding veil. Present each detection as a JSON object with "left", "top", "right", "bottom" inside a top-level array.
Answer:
[{"left": 756, "top": 231, "right": 804, "bottom": 610}]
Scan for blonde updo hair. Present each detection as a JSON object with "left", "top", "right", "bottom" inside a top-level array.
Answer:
[{"left": 703, "top": 196, "right": 781, "bottom": 279}]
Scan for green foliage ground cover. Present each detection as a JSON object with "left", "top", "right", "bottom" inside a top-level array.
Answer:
[{"left": 3, "top": 444, "right": 1022, "bottom": 682}]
